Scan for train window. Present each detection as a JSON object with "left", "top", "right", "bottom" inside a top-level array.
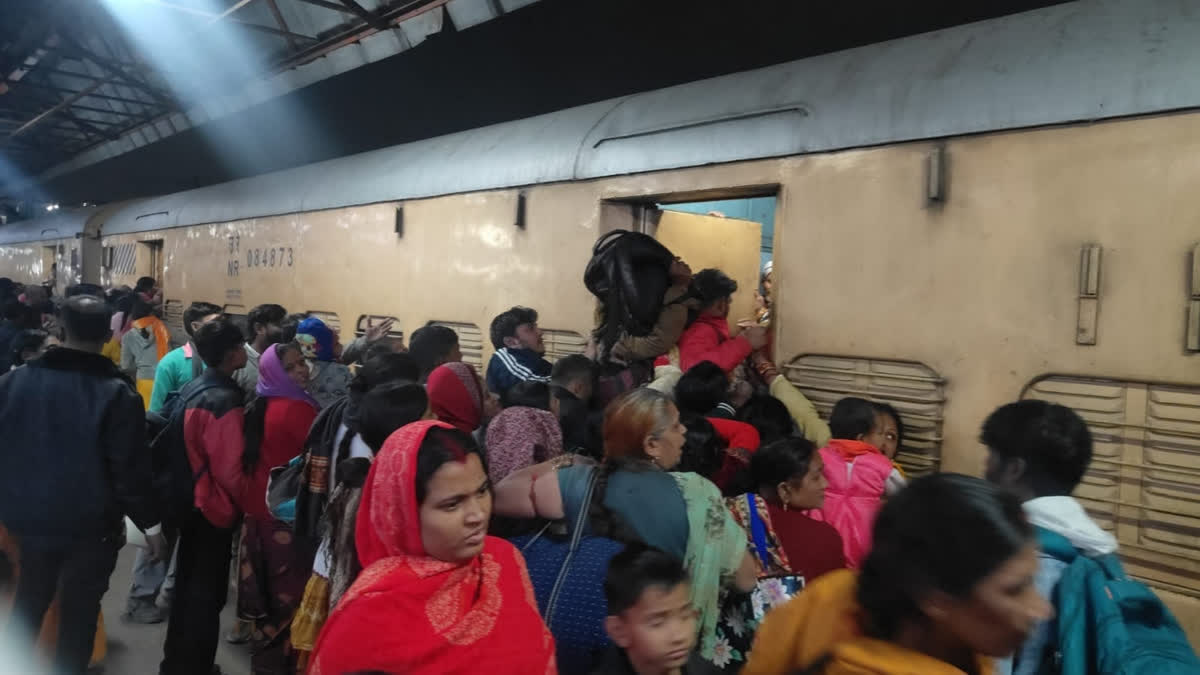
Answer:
[
  {"left": 427, "top": 321, "right": 484, "bottom": 369},
  {"left": 1023, "top": 375, "right": 1200, "bottom": 596},
  {"left": 355, "top": 315, "right": 404, "bottom": 344},
  {"left": 783, "top": 354, "right": 946, "bottom": 476},
  {"left": 164, "top": 300, "right": 187, "bottom": 346},
  {"left": 305, "top": 311, "right": 341, "bottom": 334},
  {"left": 108, "top": 243, "right": 136, "bottom": 276},
  {"left": 541, "top": 329, "right": 588, "bottom": 363}
]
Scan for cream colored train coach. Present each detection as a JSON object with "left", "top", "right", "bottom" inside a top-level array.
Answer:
[{"left": 3, "top": 0, "right": 1200, "bottom": 640}]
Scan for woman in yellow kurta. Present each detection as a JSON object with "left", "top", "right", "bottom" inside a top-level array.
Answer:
[
  {"left": 742, "top": 474, "right": 1051, "bottom": 675},
  {"left": 119, "top": 297, "right": 169, "bottom": 408}
]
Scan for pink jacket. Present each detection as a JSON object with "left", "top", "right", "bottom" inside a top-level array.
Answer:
[{"left": 814, "top": 439, "right": 893, "bottom": 569}]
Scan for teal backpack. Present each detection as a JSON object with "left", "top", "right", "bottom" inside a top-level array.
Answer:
[{"left": 1035, "top": 527, "right": 1200, "bottom": 675}]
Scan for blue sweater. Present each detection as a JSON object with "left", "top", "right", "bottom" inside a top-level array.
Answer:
[{"left": 485, "top": 347, "right": 551, "bottom": 395}]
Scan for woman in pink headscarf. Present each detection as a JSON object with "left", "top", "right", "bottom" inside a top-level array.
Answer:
[
  {"left": 309, "top": 420, "right": 556, "bottom": 675},
  {"left": 484, "top": 406, "right": 564, "bottom": 483}
]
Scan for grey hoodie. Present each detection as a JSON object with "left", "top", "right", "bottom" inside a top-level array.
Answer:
[{"left": 120, "top": 326, "right": 161, "bottom": 381}]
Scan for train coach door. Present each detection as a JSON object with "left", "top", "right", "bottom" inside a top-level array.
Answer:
[{"left": 650, "top": 209, "right": 763, "bottom": 330}]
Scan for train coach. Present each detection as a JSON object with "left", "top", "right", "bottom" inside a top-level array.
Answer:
[{"left": 3, "top": 0, "right": 1200, "bottom": 639}]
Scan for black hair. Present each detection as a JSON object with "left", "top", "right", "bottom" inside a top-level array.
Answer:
[
  {"left": 500, "top": 380, "right": 552, "bottom": 411},
  {"left": 604, "top": 543, "right": 690, "bottom": 616},
  {"left": 2, "top": 299, "right": 25, "bottom": 322},
  {"left": 193, "top": 316, "right": 245, "bottom": 369},
  {"left": 551, "top": 354, "right": 595, "bottom": 392},
  {"left": 750, "top": 437, "right": 817, "bottom": 491},
  {"left": 135, "top": 276, "right": 156, "bottom": 293},
  {"left": 131, "top": 296, "right": 154, "bottom": 322},
  {"left": 674, "top": 361, "right": 729, "bottom": 416},
  {"left": 691, "top": 268, "right": 738, "bottom": 309},
  {"left": 489, "top": 306, "right": 538, "bottom": 350},
  {"left": 183, "top": 301, "right": 222, "bottom": 338},
  {"left": 873, "top": 402, "right": 906, "bottom": 451},
  {"left": 60, "top": 295, "right": 111, "bottom": 344},
  {"left": 415, "top": 426, "right": 485, "bottom": 504},
  {"left": 10, "top": 329, "right": 51, "bottom": 367},
  {"left": 247, "top": 303, "right": 287, "bottom": 335},
  {"left": 347, "top": 353, "right": 420, "bottom": 403},
  {"left": 829, "top": 397, "right": 880, "bottom": 440},
  {"left": 737, "top": 394, "right": 796, "bottom": 444},
  {"left": 408, "top": 324, "right": 460, "bottom": 379},
  {"left": 981, "top": 400, "right": 1093, "bottom": 496},
  {"left": 66, "top": 283, "right": 104, "bottom": 299},
  {"left": 857, "top": 473, "right": 1033, "bottom": 640},
  {"left": 677, "top": 412, "right": 723, "bottom": 479},
  {"left": 357, "top": 382, "right": 429, "bottom": 453},
  {"left": 332, "top": 352, "right": 422, "bottom": 467},
  {"left": 362, "top": 340, "right": 397, "bottom": 364},
  {"left": 278, "top": 312, "right": 308, "bottom": 344}
]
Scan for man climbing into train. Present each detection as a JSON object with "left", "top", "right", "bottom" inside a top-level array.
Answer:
[{"left": 486, "top": 305, "right": 552, "bottom": 396}]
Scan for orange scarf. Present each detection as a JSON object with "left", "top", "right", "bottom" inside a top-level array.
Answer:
[
  {"left": 131, "top": 316, "right": 170, "bottom": 363},
  {"left": 828, "top": 438, "right": 884, "bottom": 460}
]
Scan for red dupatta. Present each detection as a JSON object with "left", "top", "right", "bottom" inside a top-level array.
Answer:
[{"left": 308, "top": 420, "right": 556, "bottom": 675}]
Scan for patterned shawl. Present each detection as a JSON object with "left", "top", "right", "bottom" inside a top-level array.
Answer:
[
  {"left": 670, "top": 472, "right": 749, "bottom": 661},
  {"left": 484, "top": 406, "right": 563, "bottom": 483}
]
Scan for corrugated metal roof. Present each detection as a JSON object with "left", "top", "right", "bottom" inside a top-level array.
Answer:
[
  {"left": 1, "top": 0, "right": 541, "bottom": 188},
  {"left": 101, "top": 0, "right": 1200, "bottom": 235}
]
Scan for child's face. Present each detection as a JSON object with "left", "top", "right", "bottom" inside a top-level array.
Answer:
[
  {"left": 606, "top": 582, "right": 697, "bottom": 672},
  {"left": 876, "top": 413, "right": 900, "bottom": 459},
  {"left": 860, "top": 412, "right": 891, "bottom": 454}
]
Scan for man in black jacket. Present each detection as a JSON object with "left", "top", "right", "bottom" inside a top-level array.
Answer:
[{"left": 0, "top": 294, "right": 167, "bottom": 673}]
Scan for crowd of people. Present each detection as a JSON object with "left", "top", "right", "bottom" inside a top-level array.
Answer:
[{"left": 0, "top": 229, "right": 1193, "bottom": 675}]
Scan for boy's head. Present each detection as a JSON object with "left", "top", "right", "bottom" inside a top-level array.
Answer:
[
  {"left": 674, "top": 361, "right": 728, "bottom": 416},
  {"left": 194, "top": 316, "right": 247, "bottom": 372},
  {"left": 604, "top": 544, "right": 697, "bottom": 673},
  {"left": 982, "top": 400, "right": 1092, "bottom": 501},
  {"left": 830, "top": 396, "right": 887, "bottom": 450}
]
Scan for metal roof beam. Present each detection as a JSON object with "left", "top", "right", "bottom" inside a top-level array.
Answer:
[
  {"left": 336, "top": 0, "right": 391, "bottom": 31},
  {"left": 290, "top": 0, "right": 360, "bottom": 15},
  {"left": 53, "top": 31, "right": 180, "bottom": 110},
  {"left": 2, "top": 78, "right": 108, "bottom": 140},
  {"left": 12, "top": 80, "right": 161, "bottom": 108},
  {"left": 264, "top": 0, "right": 301, "bottom": 52}
]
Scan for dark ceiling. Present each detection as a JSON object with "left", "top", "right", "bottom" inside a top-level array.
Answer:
[{"left": 2, "top": 0, "right": 1072, "bottom": 213}]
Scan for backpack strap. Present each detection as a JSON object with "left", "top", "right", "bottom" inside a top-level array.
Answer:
[
  {"left": 189, "top": 342, "right": 203, "bottom": 379},
  {"left": 1035, "top": 526, "right": 1079, "bottom": 563},
  {"left": 745, "top": 494, "right": 772, "bottom": 570},
  {"left": 545, "top": 468, "right": 599, "bottom": 621}
]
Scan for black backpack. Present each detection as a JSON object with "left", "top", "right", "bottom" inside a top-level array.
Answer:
[{"left": 146, "top": 356, "right": 215, "bottom": 527}]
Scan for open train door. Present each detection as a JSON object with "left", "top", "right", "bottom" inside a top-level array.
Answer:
[{"left": 649, "top": 209, "right": 763, "bottom": 330}]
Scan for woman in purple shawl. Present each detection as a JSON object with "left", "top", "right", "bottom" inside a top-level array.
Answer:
[{"left": 238, "top": 342, "right": 319, "bottom": 673}]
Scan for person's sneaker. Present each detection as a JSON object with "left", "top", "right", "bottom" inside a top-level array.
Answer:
[
  {"left": 224, "top": 619, "right": 252, "bottom": 644},
  {"left": 121, "top": 597, "right": 165, "bottom": 624}
]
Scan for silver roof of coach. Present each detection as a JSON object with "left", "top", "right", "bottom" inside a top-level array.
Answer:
[
  {"left": 0, "top": 209, "right": 97, "bottom": 246},
  {"left": 104, "top": 0, "right": 1200, "bottom": 235}
]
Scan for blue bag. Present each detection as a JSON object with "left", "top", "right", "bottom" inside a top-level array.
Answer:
[{"left": 1036, "top": 527, "right": 1200, "bottom": 675}]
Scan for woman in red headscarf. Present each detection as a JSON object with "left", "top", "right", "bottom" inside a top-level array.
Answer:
[
  {"left": 426, "top": 362, "right": 497, "bottom": 433},
  {"left": 307, "top": 420, "right": 556, "bottom": 675}
]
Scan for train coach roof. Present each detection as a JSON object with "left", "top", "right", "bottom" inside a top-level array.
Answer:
[
  {"left": 104, "top": 0, "right": 1200, "bottom": 235},
  {"left": 0, "top": 208, "right": 96, "bottom": 245}
]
